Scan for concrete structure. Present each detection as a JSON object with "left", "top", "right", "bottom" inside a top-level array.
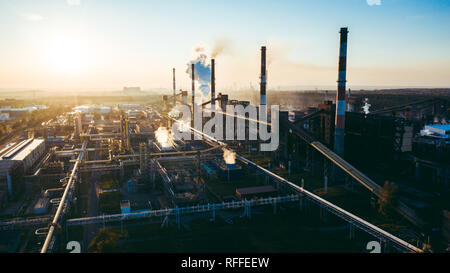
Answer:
[
  {"left": 0, "top": 138, "right": 45, "bottom": 171},
  {"left": 74, "top": 112, "right": 82, "bottom": 139},
  {"left": 191, "top": 63, "right": 195, "bottom": 106},
  {"left": 0, "top": 139, "right": 45, "bottom": 198},
  {"left": 173, "top": 68, "right": 176, "bottom": 104},
  {"left": 260, "top": 46, "right": 267, "bottom": 105},
  {"left": 236, "top": 185, "right": 277, "bottom": 199},
  {"left": 211, "top": 59, "right": 216, "bottom": 108},
  {"left": 334, "top": 27, "right": 348, "bottom": 158}
]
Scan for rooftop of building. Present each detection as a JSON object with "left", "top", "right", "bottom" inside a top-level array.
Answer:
[
  {"left": 421, "top": 124, "right": 450, "bottom": 139},
  {"left": 425, "top": 124, "right": 450, "bottom": 133},
  {"left": 0, "top": 138, "right": 45, "bottom": 161},
  {"left": 236, "top": 185, "right": 277, "bottom": 196}
]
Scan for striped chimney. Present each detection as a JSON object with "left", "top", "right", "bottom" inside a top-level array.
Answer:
[
  {"left": 211, "top": 59, "right": 215, "bottom": 108},
  {"left": 334, "top": 27, "right": 348, "bottom": 157},
  {"left": 173, "top": 68, "right": 176, "bottom": 104},
  {"left": 191, "top": 63, "right": 195, "bottom": 127},
  {"left": 260, "top": 46, "right": 267, "bottom": 105},
  {"left": 191, "top": 63, "right": 195, "bottom": 106}
]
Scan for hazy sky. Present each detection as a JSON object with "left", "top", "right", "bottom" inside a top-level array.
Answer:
[{"left": 0, "top": 0, "right": 450, "bottom": 90}]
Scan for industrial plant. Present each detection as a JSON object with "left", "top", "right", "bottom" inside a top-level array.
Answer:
[{"left": 0, "top": 25, "right": 449, "bottom": 255}]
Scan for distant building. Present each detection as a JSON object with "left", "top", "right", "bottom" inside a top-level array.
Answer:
[
  {"left": 118, "top": 104, "right": 142, "bottom": 111},
  {"left": 1, "top": 105, "right": 48, "bottom": 119},
  {"left": 0, "top": 138, "right": 45, "bottom": 171},
  {"left": 72, "top": 105, "right": 111, "bottom": 114},
  {"left": 0, "top": 113, "right": 9, "bottom": 121},
  {"left": 123, "top": 87, "right": 141, "bottom": 92},
  {"left": 413, "top": 124, "right": 450, "bottom": 187}
]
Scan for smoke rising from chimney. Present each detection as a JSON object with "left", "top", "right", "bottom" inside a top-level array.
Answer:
[
  {"left": 211, "top": 38, "right": 232, "bottom": 58},
  {"left": 222, "top": 148, "right": 236, "bottom": 165},
  {"left": 186, "top": 45, "right": 211, "bottom": 100},
  {"left": 155, "top": 126, "right": 173, "bottom": 148},
  {"left": 362, "top": 98, "right": 371, "bottom": 114}
]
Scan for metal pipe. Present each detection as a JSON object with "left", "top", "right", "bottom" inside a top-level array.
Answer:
[{"left": 41, "top": 131, "right": 89, "bottom": 253}]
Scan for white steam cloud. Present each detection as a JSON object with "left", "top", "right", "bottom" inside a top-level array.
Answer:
[
  {"left": 186, "top": 39, "right": 232, "bottom": 101},
  {"left": 186, "top": 45, "right": 211, "bottom": 100},
  {"left": 223, "top": 148, "right": 236, "bottom": 165},
  {"left": 362, "top": 98, "right": 371, "bottom": 114},
  {"left": 155, "top": 127, "right": 173, "bottom": 148}
]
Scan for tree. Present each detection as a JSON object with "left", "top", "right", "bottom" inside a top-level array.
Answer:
[
  {"left": 88, "top": 228, "right": 127, "bottom": 253},
  {"left": 93, "top": 112, "right": 101, "bottom": 121},
  {"left": 378, "top": 181, "right": 399, "bottom": 218}
]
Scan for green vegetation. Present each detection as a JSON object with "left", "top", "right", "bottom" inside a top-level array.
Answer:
[
  {"left": 0, "top": 104, "right": 71, "bottom": 145},
  {"left": 88, "top": 228, "right": 128, "bottom": 253},
  {"left": 378, "top": 181, "right": 399, "bottom": 218}
]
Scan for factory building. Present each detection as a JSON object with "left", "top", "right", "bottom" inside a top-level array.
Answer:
[
  {"left": 236, "top": 185, "right": 277, "bottom": 200},
  {"left": 413, "top": 124, "right": 450, "bottom": 187},
  {"left": 0, "top": 139, "right": 46, "bottom": 171},
  {"left": 0, "top": 138, "right": 46, "bottom": 200}
]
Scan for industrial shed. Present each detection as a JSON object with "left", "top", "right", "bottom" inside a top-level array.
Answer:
[{"left": 236, "top": 185, "right": 277, "bottom": 200}]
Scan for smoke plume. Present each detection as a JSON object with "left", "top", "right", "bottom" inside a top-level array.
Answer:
[
  {"left": 362, "top": 98, "right": 371, "bottom": 114},
  {"left": 155, "top": 127, "right": 173, "bottom": 148},
  {"left": 222, "top": 148, "right": 236, "bottom": 165},
  {"left": 211, "top": 38, "right": 232, "bottom": 58},
  {"left": 186, "top": 45, "right": 211, "bottom": 100}
]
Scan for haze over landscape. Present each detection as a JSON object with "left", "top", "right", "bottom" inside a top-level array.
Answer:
[
  {"left": 1, "top": 0, "right": 450, "bottom": 92},
  {"left": 1, "top": 0, "right": 450, "bottom": 257}
]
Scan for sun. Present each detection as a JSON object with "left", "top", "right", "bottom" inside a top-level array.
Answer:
[{"left": 44, "top": 35, "right": 88, "bottom": 75}]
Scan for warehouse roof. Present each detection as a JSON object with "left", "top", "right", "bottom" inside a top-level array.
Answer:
[
  {"left": 236, "top": 185, "right": 277, "bottom": 196},
  {"left": 0, "top": 139, "right": 44, "bottom": 161}
]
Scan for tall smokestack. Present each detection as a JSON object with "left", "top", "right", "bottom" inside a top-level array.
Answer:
[
  {"left": 173, "top": 68, "right": 176, "bottom": 104},
  {"left": 334, "top": 27, "right": 348, "bottom": 157},
  {"left": 191, "top": 63, "right": 195, "bottom": 127},
  {"left": 260, "top": 46, "right": 267, "bottom": 105},
  {"left": 211, "top": 59, "right": 215, "bottom": 108},
  {"left": 191, "top": 63, "right": 195, "bottom": 106}
]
